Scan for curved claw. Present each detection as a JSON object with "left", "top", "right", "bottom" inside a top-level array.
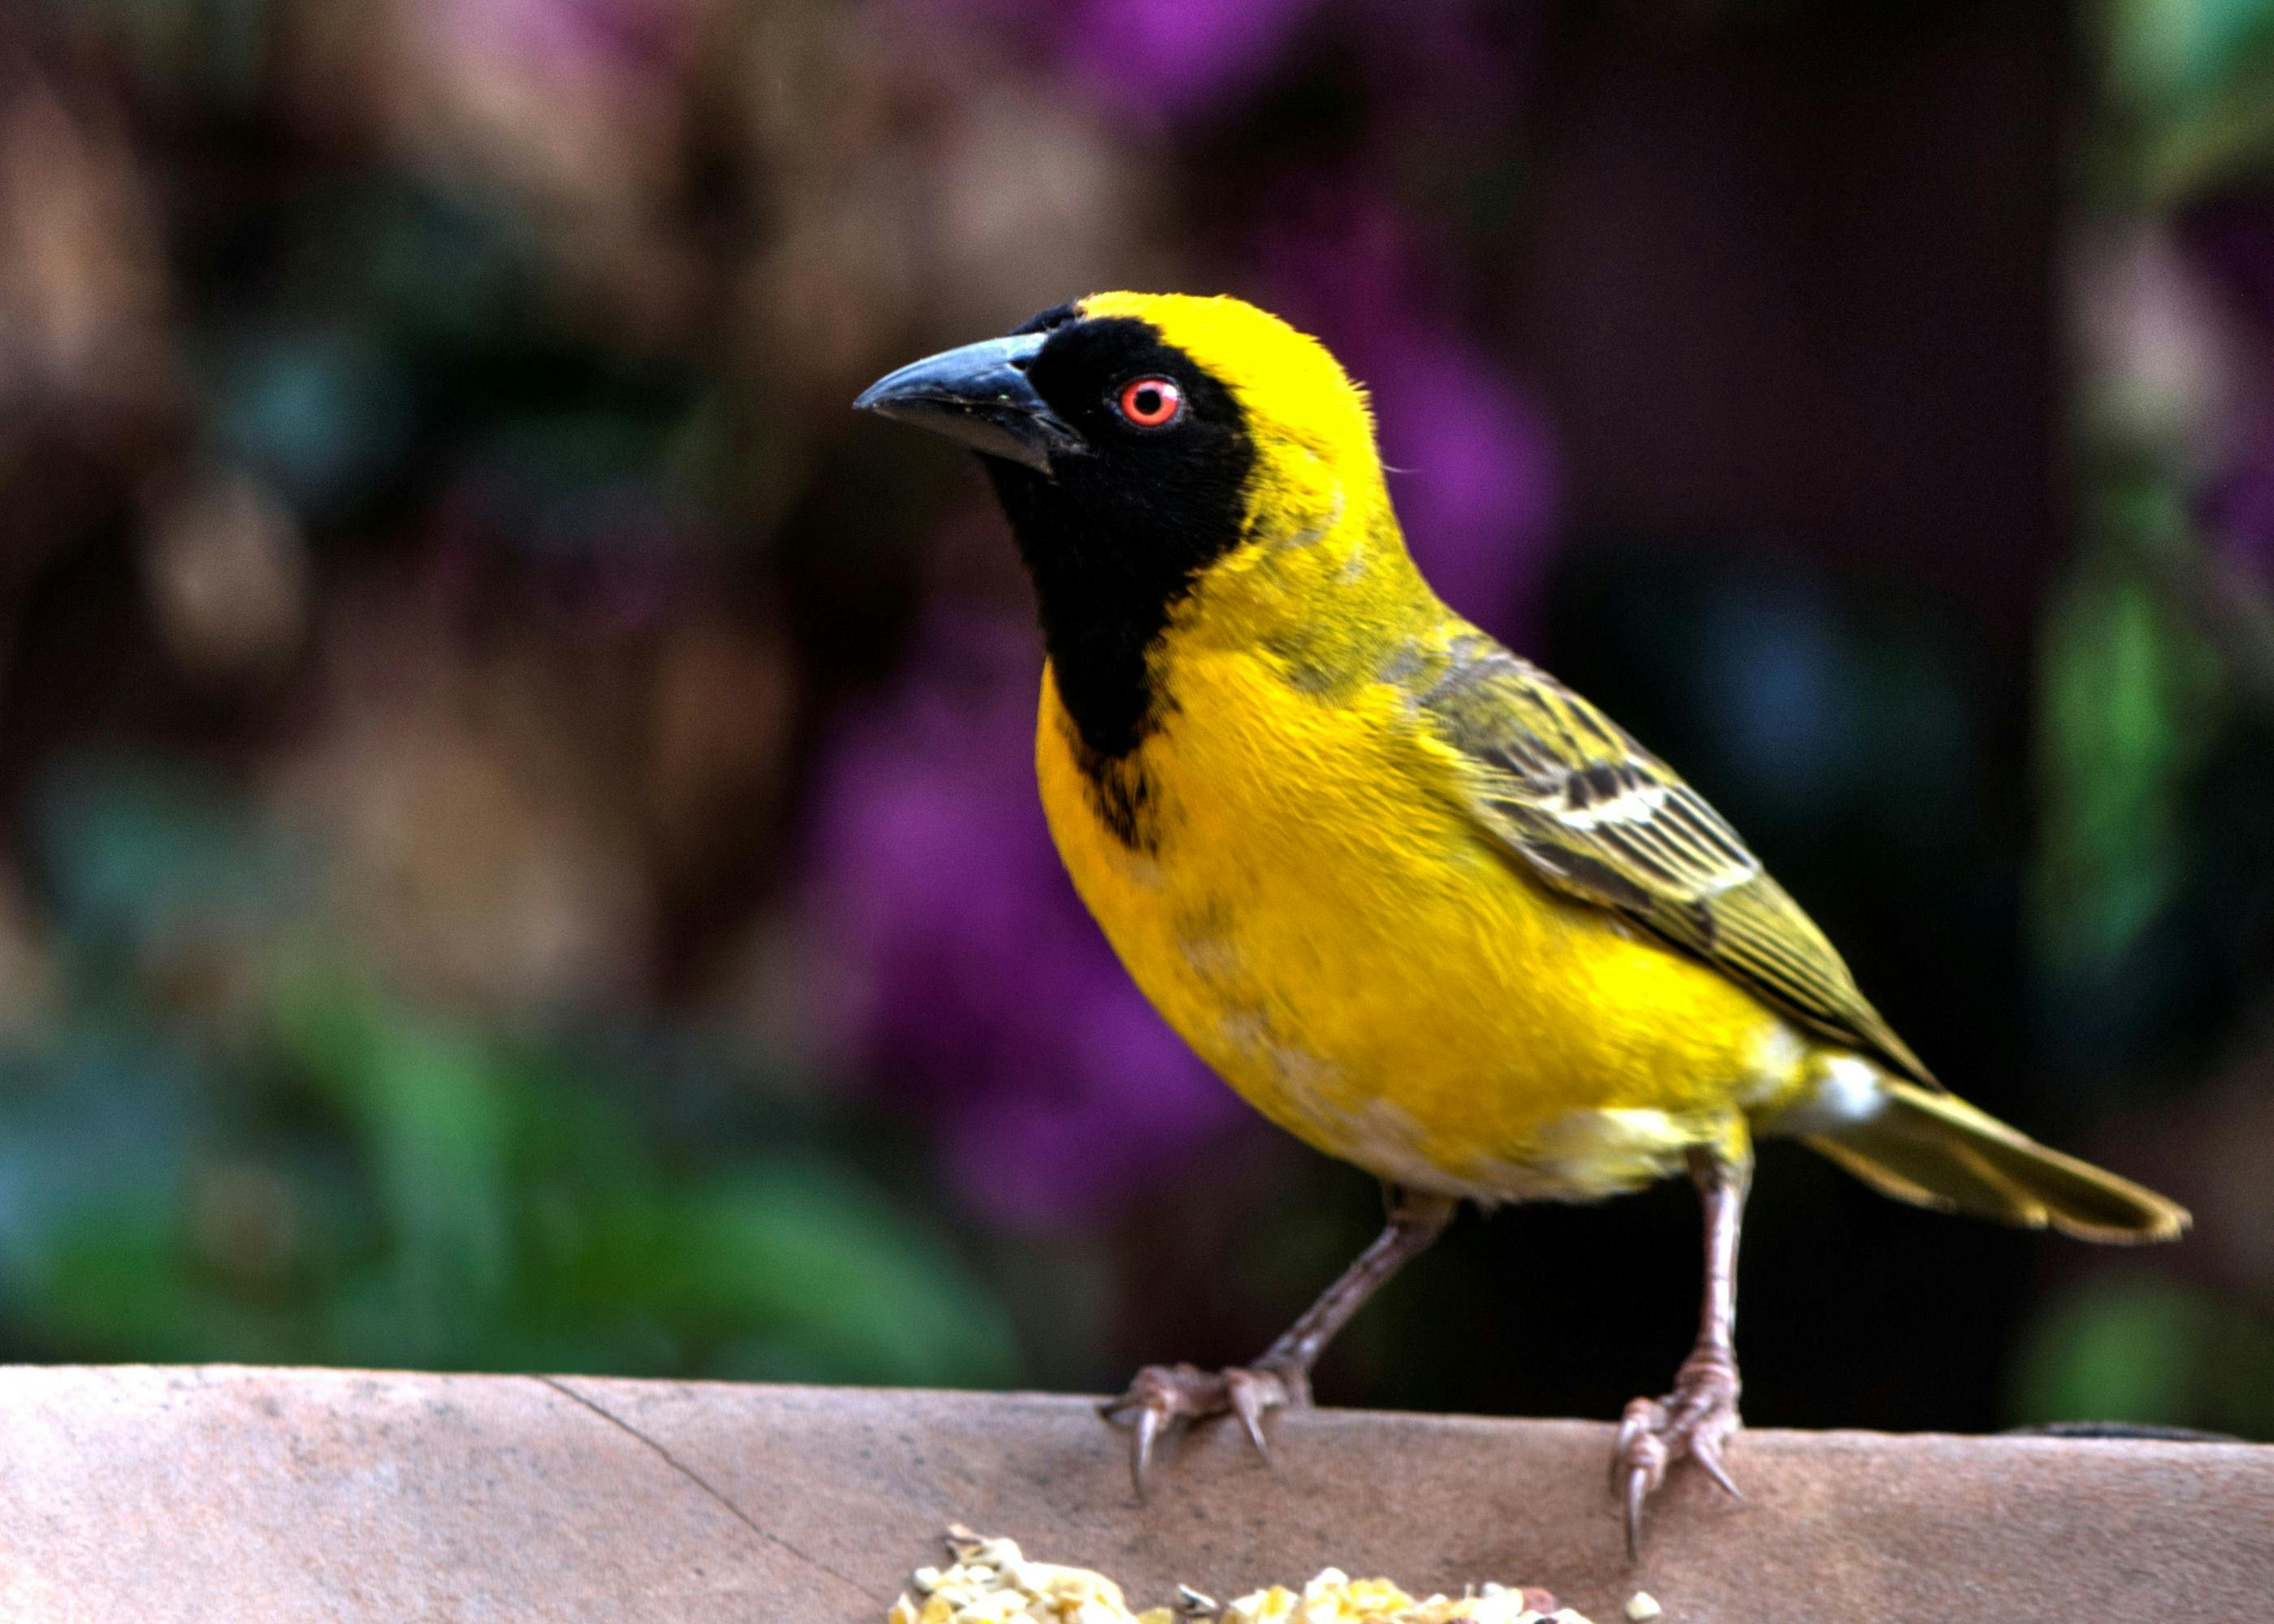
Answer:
[
  {"left": 1102, "top": 1360, "right": 1303, "bottom": 1494},
  {"left": 1610, "top": 1371, "right": 1742, "bottom": 1557},
  {"left": 1617, "top": 1408, "right": 1670, "bottom": 1557},
  {"left": 1129, "top": 1403, "right": 1164, "bottom": 1497},
  {"left": 1623, "top": 1463, "right": 1652, "bottom": 1561},
  {"left": 1692, "top": 1435, "right": 1744, "bottom": 1501}
]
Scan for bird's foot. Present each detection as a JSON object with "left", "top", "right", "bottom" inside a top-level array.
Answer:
[
  {"left": 1101, "top": 1359, "right": 1309, "bottom": 1493},
  {"left": 1613, "top": 1347, "right": 1743, "bottom": 1557}
]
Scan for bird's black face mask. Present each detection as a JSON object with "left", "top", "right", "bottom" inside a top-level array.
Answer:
[{"left": 856, "top": 304, "right": 1256, "bottom": 760}]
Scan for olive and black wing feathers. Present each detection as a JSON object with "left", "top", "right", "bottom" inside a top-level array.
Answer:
[{"left": 1416, "top": 637, "right": 1935, "bottom": 1087}]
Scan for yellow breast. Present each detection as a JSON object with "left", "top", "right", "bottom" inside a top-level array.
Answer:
[{"left": 1035, "top": 635, "right": 1807, "bottom": 1203}]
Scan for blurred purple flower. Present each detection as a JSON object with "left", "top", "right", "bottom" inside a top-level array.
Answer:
[
  {"left": 802, "top": 602, "right": 1243, "bottom": 1227},
  {"left": 1062, "top": 0, "right": 1326, "bottom": 121},
  {"left": 2179, "top": 196, "right": 2274, "bottom": 580},
  {"left": 895, "top": 0, "right": 1326, "bottom": 123},
  {"left": 2203, "top": 424, "right": 2274, "bottom": 578},
  {"left": 1367, "top": 331, "right": 1560, "bottom": 629},
  {"left": 1252, "top": 197, "right": 1560, "bottom": 637}
]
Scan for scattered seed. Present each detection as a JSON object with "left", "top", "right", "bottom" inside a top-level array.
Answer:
[{"left": 890, "top": 1530, "right": 1603, "bottom": 1624}]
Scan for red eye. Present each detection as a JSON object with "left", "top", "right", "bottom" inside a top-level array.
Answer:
[{"left": 1116, "top": 375, "right": 1182, "bottom": 427}]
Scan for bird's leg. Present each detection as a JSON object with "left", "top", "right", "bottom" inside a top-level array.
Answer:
[
  {"left": 1104, "top": 1184, "right": 1455, "bottom": 1492},
  {"left": 1615, "top": 1146, "right": 1751, "bottom": 1557}
]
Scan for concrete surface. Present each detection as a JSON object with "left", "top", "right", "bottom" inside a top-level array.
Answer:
[{"left": 0, "top": 1367, "right": 2268, "bottom": 1622}]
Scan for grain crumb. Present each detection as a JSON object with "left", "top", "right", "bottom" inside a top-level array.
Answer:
[
  {"left": 887, "top": 1530, "right": 1600, "bottom": 1624},
  {"left": 1623, "top": 1593, "right": 1662, "bottom": 1621}
]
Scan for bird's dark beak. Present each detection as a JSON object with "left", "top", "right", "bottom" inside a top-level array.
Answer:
[{"left": 852, "top": 332, "right": 1079, "bottom": 476}]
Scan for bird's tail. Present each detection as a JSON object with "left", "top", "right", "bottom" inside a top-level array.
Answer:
[{"left": 1801, "top": 1078, "right": 2189, "bottom": 1243}]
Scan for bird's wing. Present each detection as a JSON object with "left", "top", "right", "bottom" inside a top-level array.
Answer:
[{"left": 1415, "top": 634, "right": 1935, "bottom": 1086}]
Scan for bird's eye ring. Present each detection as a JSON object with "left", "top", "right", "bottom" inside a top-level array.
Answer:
[{"left": 1115, "top": 375, "right": 1183, "bottom": 428}]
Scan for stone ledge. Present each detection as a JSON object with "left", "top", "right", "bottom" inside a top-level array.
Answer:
[{"left": 0, "top": 1366, "right": 2268, "bottom": 1622}]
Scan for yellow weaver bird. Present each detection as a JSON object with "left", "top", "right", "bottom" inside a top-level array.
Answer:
[{"left": 854, "top": 292, "right": 2189, "bottom": 1549}]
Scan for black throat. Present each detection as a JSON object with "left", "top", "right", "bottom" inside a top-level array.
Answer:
[{"left": 981, "top": 314, "right": 1256, "bottom": 762}]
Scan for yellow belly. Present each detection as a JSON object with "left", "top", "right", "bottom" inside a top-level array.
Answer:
[{"left": 1035, "top": 648, "right": 1812, "bottom": 1202}]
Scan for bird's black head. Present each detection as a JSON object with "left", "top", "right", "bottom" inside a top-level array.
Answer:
[{"left": 854, "top": 299, "right": 1258, "bottom": 759}]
